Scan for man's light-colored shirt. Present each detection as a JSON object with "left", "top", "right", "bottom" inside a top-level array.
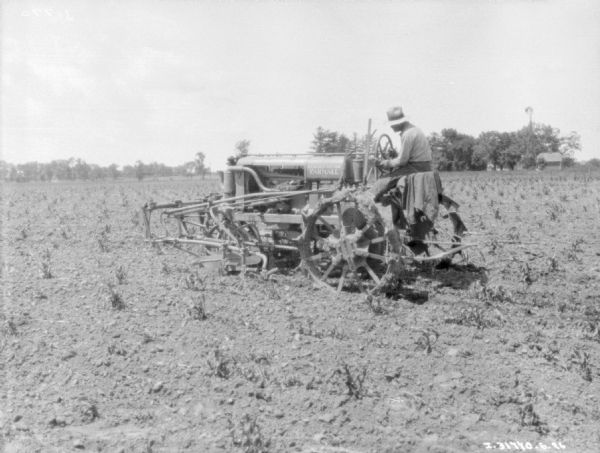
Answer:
[{"left": 389, "top": 125, "right": 432, "bottom": 167}]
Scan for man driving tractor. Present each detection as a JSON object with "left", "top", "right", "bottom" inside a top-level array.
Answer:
[{"left": 370, "top": 106, "right": 434, "bottom": 203}]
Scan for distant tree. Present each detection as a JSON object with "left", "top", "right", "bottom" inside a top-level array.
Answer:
[
  {"left": 428, "top": 132, "right": 449, "bottom": 170},
  {"left": 451, "top": 135, "right": 476, "bottom": 171},
  {"left": 473, "top": 131, "right": 512, "bottom": 170},
  {"left": 429, "top": 129, "right": 476, "bottom": 171},
  {"left": 561, "top": 156, "right": 575, "bottom": 168},
  {"left": 195, "top": 152, "right": 206, "bottom": 178},
  {"left": 584, "top": 158, "right": 600, "bottom": 169},
  {"left": 533, "top": 124, "right": 561, "bottom": 155},
  {"left": 0, "top": 161, "right": 12, "bottom": 181},
  {"left": 108, "top": 163, "right": 120, "bottom": 179},
  {"left": 225, "top": 140, "right": 251, "bottom": 166},
  {"left": 337, "top": 134, "right": 351, "bottom": 154},
  {"left": 17, "top": 162, "right": 41, "bottom": 181},
  {"left": 40, "top": 164, "right": 54, "bottom": 181},
  {"left": 9, "top": 165, "right": 18, "bottom": 181},
  {"left": 135, "top": 160, "right": 144, "bottom": 181},
  {"left": 501, "top": 143, "right": 523, "bottom": 170},
  {"left": 89, "top": 164, "right": 105, "bottom": 179},
  {"left": 311, "top": 127, "right": 350, "bottom": 154},
  {"left": 559, "top": 131, "right": 581, "bottom": 157},
  {"left": 72, "top": 158, "right": 90, "bottom": 180},
  {"left": 235, "top": 140, "right": 250, "bottom": 158},
  {"left": 183, "top": 161, "right": 196, "bottom": 177},
  {"left": 312, "top": 127, "right": 336, "bottom": 153},
  {"left": 470, "top": 145, "right": 488, "bottom": 170},
  {"left": 50, "top": 160, "right": 72, "bottom": 180}
]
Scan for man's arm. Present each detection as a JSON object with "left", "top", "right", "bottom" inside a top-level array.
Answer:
[{"left": 382, "top": 132, "right": 414, "bottom": 168}]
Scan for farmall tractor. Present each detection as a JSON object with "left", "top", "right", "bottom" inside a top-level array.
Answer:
[{"left": 142, "top": 135, "right": 470, "bottom": 295}]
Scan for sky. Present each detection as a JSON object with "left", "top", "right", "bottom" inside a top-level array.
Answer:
[{"left": 2, "top": 0, "right": 600, "bottom": 170}]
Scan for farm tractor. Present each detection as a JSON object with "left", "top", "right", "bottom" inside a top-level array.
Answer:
[{"left": 142, "top": 134, "right": 471, "bottom": 295}]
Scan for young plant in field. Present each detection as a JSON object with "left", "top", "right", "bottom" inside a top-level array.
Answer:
[
  {"left": 230, "top": 414, "right": 270, "bottom": 453},
  {"left": 569, "top": 350, "right": 593, "bottom": 382},
  {"left": 187, "top": 294, "right": 208, "bottom": 320},
  {"left": 445, "top": 306, "right": 493, "bottom": 330},
  {"left": 130, "top": 211, "right": 140, "bottom": 228},
  {"left": 472, "top": 281, "right": 514, "bottom": 304},
  {"left": 114, "top": 265, "right": 127, "bottom": 284},
  {"left": 4, "top": 319, "right": 18, "bottom": 336},
  {"left": 40, "top": 248, "right": 53, "bottom": 279},
  {"left": 106, "top": 283, "right": 125, "bottom": 310},
  {"left": 415, "top": 328, "right": 439, "bottom": 354},
  {"left": 208, "top": 348, "right": 233, "bottom": 379},
  {"left": 151, "top": 241, "right": 163, "bottom": 255},
  {"left": 570, "top": 237, "right": 584, "bottom": 253},
  {"left": 334, "top": 363, "right": 367, "bottom": 401},
  {"left": 546, "top": 255, "right": 560, "bottom": 273},
  {"left": 97, "top": 231, "right": 109, "bottom": 252},
  {"left": 365, "top": 294, "right": 387, "bottom": 315},
  {"left": 520, "top": 263, "right": 535, "bottom": 286},
  {"left": 519, "top": 403, "right": 548, "bottom": 434},
  {"left": 183, "top": 269, "right": 204, "bottom": 291},
  {"left": 506, "top": 227, "right": 520, "bottom": 241},
  {"left": 565, "top": 237, "right": 584, "bottom": 262},
  {"left": 263, "top": 280, "right": 280, "bottom": 301},
  {"left": 545, "top": 201, "right": 565, "bottom": 221},
  {"left": 18, "top": 227, "right": 28, "bottom": 240}
]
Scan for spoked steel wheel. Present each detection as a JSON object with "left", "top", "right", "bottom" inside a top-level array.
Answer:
[
  {"left": 299, "top": 191, "right": 402, "bottom": 295},
  {"left": 412, "top": 209, "right": 469, "bottom": 264}
]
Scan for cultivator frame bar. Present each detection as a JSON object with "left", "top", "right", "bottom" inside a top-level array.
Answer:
[{"left": 142, "top": 188, "right": 339, "bottom": 272}]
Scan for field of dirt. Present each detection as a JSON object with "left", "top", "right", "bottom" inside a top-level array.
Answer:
[{"left": 2, "top": 170, "right": 600, "bottom": 453}]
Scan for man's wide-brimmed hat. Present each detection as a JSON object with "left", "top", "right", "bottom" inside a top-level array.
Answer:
[{"left": 387, "top": 106, "right": 410, "bottom": 127}]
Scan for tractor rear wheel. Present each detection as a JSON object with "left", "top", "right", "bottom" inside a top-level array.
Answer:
[{"left": 299, "top": 190, "right": 402, "bottom": 295}]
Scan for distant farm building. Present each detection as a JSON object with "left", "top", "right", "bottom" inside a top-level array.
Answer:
[{"left": 537, "top": 152, "right": 563, "bottom": 170}]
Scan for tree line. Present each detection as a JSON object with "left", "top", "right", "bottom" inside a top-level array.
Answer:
[
  {"left": 2, "top": 124, "right": 597, "bottom": 182},
  {"left": 0, "top": 153, "right": 210, "bottom": 183},
  {"left": 311, "top": 123, "right": 592, "bottom": 170}
]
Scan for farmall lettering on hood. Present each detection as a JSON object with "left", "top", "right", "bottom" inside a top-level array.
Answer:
[{"left": 305, "top": 160, "right": 344, "bottom": 180}]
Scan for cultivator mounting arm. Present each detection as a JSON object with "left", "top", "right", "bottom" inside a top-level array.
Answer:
[{"left": 142, "top": 189, "right": 336, "bottom": 272}]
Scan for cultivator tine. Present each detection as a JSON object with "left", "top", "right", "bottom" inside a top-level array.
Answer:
[
  {"left": 447, "top": 212, "right": 468, "bottom": 237},
  {"left": 337, "top": 266, "right": 348, "bottom": 293},
  {"left": 142, "top": 205, "right": 152, "bottom": 239},
  {"left": 412, "top": 244, "right": 472, "bottom": 263}
]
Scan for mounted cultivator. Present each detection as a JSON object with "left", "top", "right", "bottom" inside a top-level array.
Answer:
[{"left": 142, "top": 136, "right": 472, "bottom": 295}]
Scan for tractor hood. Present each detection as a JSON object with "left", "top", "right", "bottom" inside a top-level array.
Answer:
[{"left": 236, "top": 153, "right": 347, "bottom": 181}]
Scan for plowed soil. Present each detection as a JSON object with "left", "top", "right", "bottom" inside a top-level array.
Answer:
[{"left": 2, "top": 171, "right": 600, "bottom": 453}]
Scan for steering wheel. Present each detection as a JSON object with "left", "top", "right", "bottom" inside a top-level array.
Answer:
[
  {"left": 376, "top": 134, "right": 396, "bottom": 160},
  {"left": 373, "top": 134, "right": 398, "bottom": 175}
]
